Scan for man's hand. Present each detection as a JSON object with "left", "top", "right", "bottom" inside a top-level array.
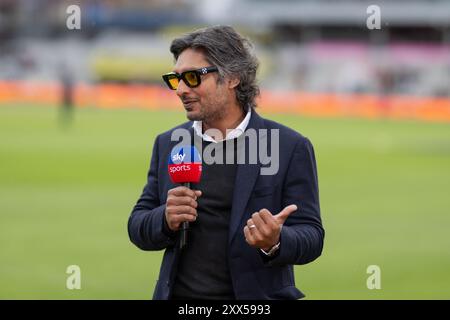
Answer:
[
  {"left": 244, "top": 204, "right": 298, "bottom": 251},
  {"left": 165, "top": 186, "right": 202, "bottom": 231}
]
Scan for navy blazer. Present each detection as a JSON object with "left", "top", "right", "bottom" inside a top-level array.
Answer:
[{"left": 128, "top": 112, "right": 324, "bottom": 300}]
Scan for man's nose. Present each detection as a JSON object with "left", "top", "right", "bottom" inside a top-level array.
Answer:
[{"left": 176, "top": 79, "right": 190, "bottom": 97}]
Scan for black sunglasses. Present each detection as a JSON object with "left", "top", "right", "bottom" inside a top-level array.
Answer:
[{"left": 162, "top": 66, "right": 218, "bottom": 90}]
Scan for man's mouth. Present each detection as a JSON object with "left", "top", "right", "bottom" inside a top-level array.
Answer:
[{"left": 183, "top": 99, "right": 198, "bottom": 109}]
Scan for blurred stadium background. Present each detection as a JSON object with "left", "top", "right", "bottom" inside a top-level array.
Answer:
[{"left": 1, "top": 0, "right": 449, "bottom": 299}]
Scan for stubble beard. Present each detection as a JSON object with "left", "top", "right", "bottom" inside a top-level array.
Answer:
[{"left": 187, "top": 96, "right": 228, "bottom": 126}]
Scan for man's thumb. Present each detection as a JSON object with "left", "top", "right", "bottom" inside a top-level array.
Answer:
[{"left": 274, "top": 204, "right": 298, "bottom": 225}]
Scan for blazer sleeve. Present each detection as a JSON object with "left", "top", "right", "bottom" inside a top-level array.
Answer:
[
  {"left": 266, "top": 137, "right": 325, "bottom": 266},
  {"left": 128, "top": 134, "right": 177, "bottom": 251}
]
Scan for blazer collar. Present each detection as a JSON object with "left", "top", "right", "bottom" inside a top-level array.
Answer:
[{"left": 228, "top": 111, "right": 265, "bottom": 244}]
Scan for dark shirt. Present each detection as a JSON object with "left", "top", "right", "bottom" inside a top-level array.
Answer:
[{"left": 171, "top": 139, "right": 239, "bottom": 300}]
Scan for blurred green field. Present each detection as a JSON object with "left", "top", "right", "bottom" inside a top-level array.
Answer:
[{"left": 1, "top": 104, "right": 450, "bottom": 299}]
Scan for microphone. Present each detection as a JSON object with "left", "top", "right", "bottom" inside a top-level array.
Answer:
[{"left": 168, "top": 145, "right": 202, "bottom": 249}]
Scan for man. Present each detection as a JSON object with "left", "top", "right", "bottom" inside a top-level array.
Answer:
[{"left": 128, "top": 26, "right": 324, "bottom": 300}]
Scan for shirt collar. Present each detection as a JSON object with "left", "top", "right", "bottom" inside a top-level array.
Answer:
[{"left": 192, "top": 109, "right": 252, "bottom": 143}]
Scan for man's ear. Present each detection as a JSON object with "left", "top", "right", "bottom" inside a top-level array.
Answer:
[{"left": 228, "top": 77, "right": 240, "bottom": 89}]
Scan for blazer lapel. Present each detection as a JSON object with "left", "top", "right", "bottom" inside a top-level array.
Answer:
[{"left": 228, "top": 111, "right": 264, "bottom": 244}]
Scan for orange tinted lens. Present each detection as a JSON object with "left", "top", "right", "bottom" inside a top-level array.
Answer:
[
  {"left": 168, "top": 76, "right": 179, "bottom": 89},
  {"left": 184, "top": 71, "right": 199, "bottom": 87}
]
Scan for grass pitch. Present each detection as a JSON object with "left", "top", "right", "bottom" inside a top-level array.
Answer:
[{"left": 1, "top": 104, "right": 450, "bottom": 299}]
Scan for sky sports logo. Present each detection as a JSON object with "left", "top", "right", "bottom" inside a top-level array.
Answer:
[
  {"left": 169, "top": 146, "right": 201, "bottom": 165},
  {"left": 169, "top": 164, "right": 191, "bottom": 174},
  {"left": 172, "top": 150, "right": 186, "bottom": 163},
  {"left": 168, "top": 146, "right": 202, "bottom": 183}
]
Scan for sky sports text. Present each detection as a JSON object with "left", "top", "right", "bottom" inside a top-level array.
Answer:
[
  {"left": 172, "top": 152, "right": 186, "bottom": 162},
  {"left": 171, "top": 128, "right": 279, "bottom": 175},
  {"left": 169, "top": 164, "right": 195, "bottom": 174}
]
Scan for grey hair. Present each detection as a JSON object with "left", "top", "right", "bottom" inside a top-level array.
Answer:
[{"left": 170, "top": 25, "right": 260, "bottom": 112}]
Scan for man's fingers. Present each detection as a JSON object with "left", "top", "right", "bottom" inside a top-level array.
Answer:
[
  {"left": 168, "top": 186, "right": 191, "bottom": 196},
  {"left": 169, "top": 186, "right": 201, "bottom": 199},
  {"left": 247, "top": 218, "right": 257, "bottom": 231},
  {"left": 165, "top": 187, "right": 202, "bottom": 231},
  {"left": 167, "top": 205, "right": 197, "bottom": 217},
  {"left": 251, "top": 212, "right": 271, "bottom": 236},
  {"left": 175, "top": 213, "right": 197, "bottom": 223},
  {"left": 167, "top": 196, "right": 198, "bottom": 208},
  {"left": 274, "top": 204, "right": 298, "bottom": 225},
  {"left": 176, "top": 205, "right": 197, "bottom": 217},
  {"left": 172, "top": 214, "right": 197, "bottom": 229},
  {"left": 247, "top": 217, "right": 264, "bottom": 242},
  {"left": 258, "top": 209, "right": 280, "bottom": 230},
  {"left": 244, "top": 225, "right": 255, "bottom": 245}
]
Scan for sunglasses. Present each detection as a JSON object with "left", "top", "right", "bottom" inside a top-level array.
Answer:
[{"left": 162, "top": 66, "right": 218, "bottom": 90}]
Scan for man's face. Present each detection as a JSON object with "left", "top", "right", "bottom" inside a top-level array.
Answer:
[{"left": 173, "top": 48, "right": 231, "bottom": 123}]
